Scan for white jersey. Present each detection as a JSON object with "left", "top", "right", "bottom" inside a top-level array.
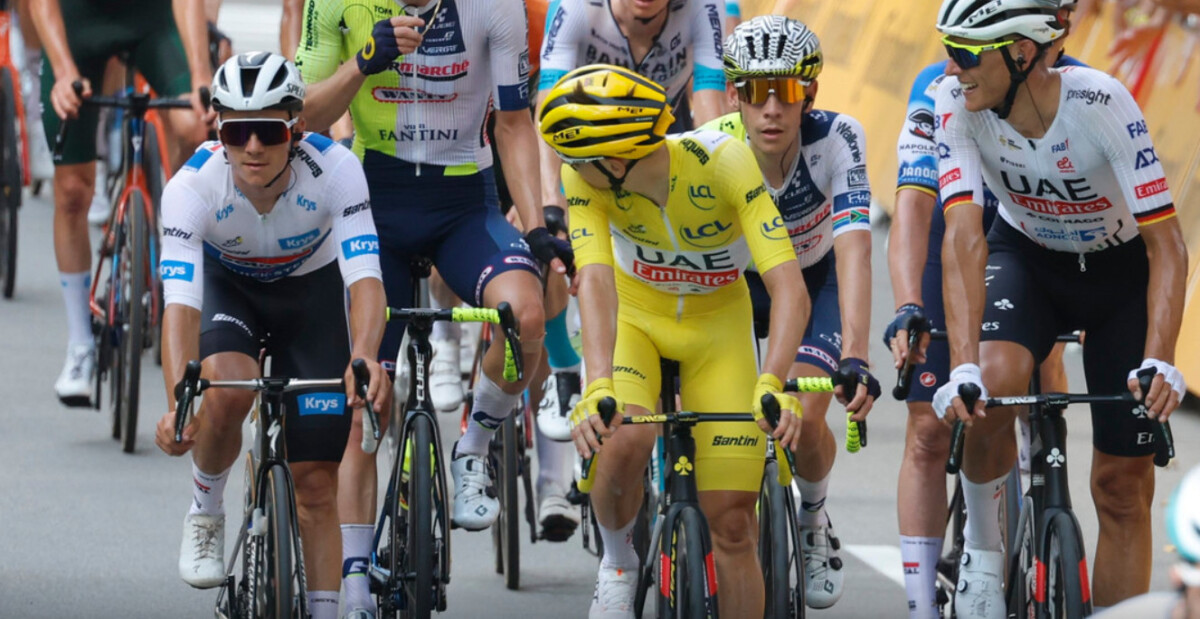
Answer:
[
  {"left": 160, "top": 133, "right": 382, "bottom": 310},
  {"left": 936, "top": 66, "right": 1176, "bottom": 254},
  {"left": 538, "top": 0, "right": 727, "bottom": 102},
  {"left": 297, "top": 0, "right": 531, "bottom": 171}
]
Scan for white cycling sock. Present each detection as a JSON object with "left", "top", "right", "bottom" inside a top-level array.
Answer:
[
  {"left": 535, "top": 427, "right": 575, "bottom": 492},
  {"left": 793, "top": 472, "right": 831, "bottom": 528},
  {"left": 961, "top": 472, "right": 1006, "bottom": 551},
  {"left": 457, "top": 373, "right": 518, "bottom": 456},
  {"left": 307, "top": 591, "right": 338, "bottom": 619},
  {"left": 900, "top": 535, "right": 943, "bottom": 619},
  {"left": 341, "top": 524, "right": 375, "bottom": 612},
  {"left": 188, "top": 463, "right": 230, "bottom": 516},
  {"left": 599, "top": 517, "right": 639, "bottom": 571},
  {"left": 60, "top": 271, "right": 92, "bottom": 346}
]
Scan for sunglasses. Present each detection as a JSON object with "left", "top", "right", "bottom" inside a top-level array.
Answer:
[
  {"left": 734, "top": 78, "right": 808, "bottom": 105},
  {"left": 218, "top": 117, "right": 298, "bottom": 147},
  {"left": 941, "top": 35, "right": 1017, "bottom": 70}
]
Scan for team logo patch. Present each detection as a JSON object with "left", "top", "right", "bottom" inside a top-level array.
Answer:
[{"left": 920, "top": 372, "right": 937, "bottom": 388}]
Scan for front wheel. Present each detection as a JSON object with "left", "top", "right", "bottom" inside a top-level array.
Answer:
[
  {"left": 118, "top": 193, "right": 147, "bottom": 453},
  {"left": 1005, "top": 495, "right": 1036, "bottom": 618},
  {"left": 1045, "top": 511, "right": 1091, "bottom": 618},
  {"left": 264, "top": 465, "right": 296, "bottom": 619},
  {"left": 0, "top": 68, "right": 21, "bottom": 300},
  {"left": 659, "top": 506, "right": 717, "bottom": 619},
  {"left": 760, "top": 461, "right": 793, "bottom": 618},
  {"left": 491, "top": 413, "right": 521, "bottom": 589},
  {"left": 398, "top": 414, "right": 435, "bottom": 618}
]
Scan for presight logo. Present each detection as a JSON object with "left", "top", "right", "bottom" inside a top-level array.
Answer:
[
  {"left": 298, "top": 393, "right": 346, "bottom": 416},
  {"left": 688, "top": 184, "right": 716, "bottom": 210},
  {"left": 342, "top": 234, "right": 380, "bottom": 259},
  {"left": 160, "top": 260, "right": 194, "bottom": 281}
]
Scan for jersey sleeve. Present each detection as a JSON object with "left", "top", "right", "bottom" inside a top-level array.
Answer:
[
  {"left": 896, "top": 62, "right": 945, "bottom": 195},
  {"left": 1087, "top": 72, "right": 1175, "bottom": 226},
  {"left": 690, "top": 0, "right": 727, "bottom": 92},
  {"left": 725, "top": 0, "right": 741, "bottom": 19},
  {"left": 325, "top": 151, "right": 383, "bottom": 286},
  {"left": 934, "top": 78, "right": 985, "bottom": 212},
  {"left": 714, "top": 139, "right": 795, "bottom": 274},
  {"left": 830, "top": 114, "right": 871, "bottom": 236},
  {"left": 159, "top": 179, "right": 208, "bottom": 311},
  {"left": 538, "top": 0, "right": 583, "bottom": 93},
  {"left": 490, "top": 0, "right": 532, "bottom": 111},
  {"left": 295, "top": 0, "right": 346, "bottom": 84},
  {"left": 563, "top": 165, "right": 613, "bottom": 269}
]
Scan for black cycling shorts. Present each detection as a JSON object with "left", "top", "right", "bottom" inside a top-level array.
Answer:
[
  {"left": 981, "top": 220, "right": 1157, "bottom": 458},
  {"left": 200, "top": 258, "right": 352, "bottom": 463}
]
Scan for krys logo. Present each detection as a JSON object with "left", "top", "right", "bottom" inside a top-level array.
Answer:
[
  {"left": 679, "top": 219, "right": 733, "bottom": 248},
  {"left": 688, "top": 184, "right": 716, "bottom": 210},
  {"left": 279, "top": 228, "right": 321, "bottom": 250},
  {"left": 342, "top": 235, "right": 380, "bottom": 259},
  {"left": 160, "top": 260, "right": 194, "bottom": 281},
  {"left": 298, "top": 393, "right": 346, "bottom": 416}
]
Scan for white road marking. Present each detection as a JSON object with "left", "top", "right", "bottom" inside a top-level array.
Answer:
[{"left": 845, "top": 544, "right": 907, "bottom": 589}]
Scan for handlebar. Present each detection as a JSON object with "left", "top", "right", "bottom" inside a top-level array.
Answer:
[
  {"left": 351, "top": 359, "right": 380, "bottom": 455},
  {"left": 945, "top": 383, "right": 981, "bottom": 475},
  {"left": 385, "top": 302, "right": 523, "bottom": 383},
  {"left": 53, "top": 80, "right": 211, "bottom": 162},
  {"left": 784, "top": 370, "right": 868, "bottom": 452}
]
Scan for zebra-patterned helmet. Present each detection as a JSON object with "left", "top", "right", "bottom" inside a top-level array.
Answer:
[{"left": 723, "top": 15, "right": 823, "bottom": 83}]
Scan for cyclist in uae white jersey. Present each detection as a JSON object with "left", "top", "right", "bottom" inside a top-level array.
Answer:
[
  {"left": 295, "top": 5, "right": 574, "bottom": 610},
  {"left": 702, "top": 15, "right": 879, "bottom": 610},
  {"left": 932, "top": 0, "right": 1188, "bottom": 616},
  {"left": 153, "top": 53, "right": 389, "bottom": 619}
]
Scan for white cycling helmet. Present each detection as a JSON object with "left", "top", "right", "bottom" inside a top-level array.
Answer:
[
  {"left": 936, "top": 0, "right": 1064, "bottom": 44},
  {"left": 723, "top": 15, "right": 823, "bottom": 83},
  {"left": 211, "top": 51, "right": 305, "bottom": 113},
  {"left": 1167, "top": 466, "right": 1200, "bottom": 564}
]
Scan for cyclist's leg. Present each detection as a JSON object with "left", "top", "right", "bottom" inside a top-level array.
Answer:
[
  {"left": 133, "top": 14, "right": 205, "bottom": 170},
  {"left": 535, "top": 272, "right": 580, "bottom": 538},
  {"left": 898, "top": 259, "right": 952, "bottom": 619},
  {"left": 279, "top": 0, "right": 303, "bottom": 60},
  {"left": 272, "top": 262, "right": 355, "bottom": 614},
  {"left": 13, "top": 0, "right": 53, "bottom": 180},
  {"left": 1081, "top": 254, "right": 1155, "bottom": 607},
  {"left": 677, "top": 296, "right": 764, "bottom": 617}
]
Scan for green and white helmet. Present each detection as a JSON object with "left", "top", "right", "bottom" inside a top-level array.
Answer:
[{"left": 723, "top": 15, "right": 823, "bottom": 83}]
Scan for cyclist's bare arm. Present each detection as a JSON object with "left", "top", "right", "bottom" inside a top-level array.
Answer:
[
  {"left": 888, "top": 188, "right": 936, "bottom": 365},
  {"left": 535, "top": 90, "right": 566, "bottom": 207},
  {"left": 494, "top": 109, "right": 549, "bottom": 233},
  {"left": 172, "top": 0, "right": 215, "bottom": 119},
  {"left": 690, "top": 88, "right": 727, "bottom": 127},
  {"left": 941, "top": 203, "right": 987, "bottom": 413},
  {"left": 280, "top": 0, "right": 303, "bottom": 60},
  {"left": 574, "top": 264, "right": 619, "bottom": 450},
  {"left": 834, "top": 229, "right": 874, "bottom": 414},
  {"left": 1136, "top": 218, "right": 1188, "bottom": 418},
  {"left": 345, "top": 277, "right": 389, "bottom": 412},
  {"left": 29, "top": 0, "right": 88, "bottom": 118},
  {"left": 760, "top": 259, "right": 808, "bottom": 383}
]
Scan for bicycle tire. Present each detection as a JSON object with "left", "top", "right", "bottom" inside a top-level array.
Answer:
[
  {"left": 760, "top": 461, "right": 791, "bottom": 618},
  {"left": 107, "top": 224, "right": 126, "bottom": 440},
  {"left": 781, "top": 475, "right": 807, "bottom": 615},
  {"left": 659, "top": 506, "right": 716, "bottom": 619},
  {"left": 0, "top": 69, "right": 19, "bottom": 300},
  {"left": 1006, "top": 495, "right": 1036, "bottom": 619},
  {"left": 265, "top": 464, "right": 296, "bottom": 619},
  {"left": 118, "top": 193, "right": 147, "bottom": 453},
  {"left": 1045, "top": 511, "right": 1091, "bottom": 619},
  {"left": 498, "top": 413, "right": 521, "bottom": 589},
  {"left": 401, "top": 414, "right": 435, "bottom": 618}
]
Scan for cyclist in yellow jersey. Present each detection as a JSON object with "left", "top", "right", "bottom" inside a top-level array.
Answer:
[{"left": 541, "top": 64, "right": 808, "bottom": 618}]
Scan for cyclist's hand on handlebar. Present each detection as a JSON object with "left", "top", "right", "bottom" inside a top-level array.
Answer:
[
  {"left": 188, "top": 82, "right": 217, "bottom": 128},
  {"left": 753, "top": 374, "right": 802, "bottom": 451},
  {"left": 525, "top": 227, "right": 576, "bottom": 277},
  {"left": 570, "top": 378, "right": 623, "bottom": 458},
  {"left": 837, "top": 358, "right": 880, "bottom": 421},
  {"left": 155, "top": 409, "right": 199, "bottom": 456},
  {"left": 344, "top": 358, "right": 390, "bottom": 413},
  {"left": 356, "top": 16, "right": 425, "bottom": 75},
  {"left": 932, "top": 364, "right": 988, "bottom": 425},
  {"left": 884, "top": 304, "right": 929, "bottom": 369},
  {"left": 50, "top": 75, "right": 90, "bottom": 120},
  {"left": 1128, "top": 358, "right": 1186, "bottom": 421}
]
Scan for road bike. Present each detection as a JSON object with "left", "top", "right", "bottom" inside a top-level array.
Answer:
[
  {"left": 0, "top": 0, "right": 31, "bottom": 299},
  {"left": 53, "top": 80, "right": 205, "bottom": 452},
  {"left": 174, "top": 358, "right": 375, "bottom": 618},
  {"left": 370, "top": 257, "right": 523, "bottom": 616}
]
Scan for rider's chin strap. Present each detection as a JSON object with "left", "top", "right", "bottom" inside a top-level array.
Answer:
[
  {"left": 992, "top": 44, "right": 1048, "bottom": 120},
  {"left": 592, "top": 158, "right": 640, "bottom": 192},
  {"left": 264, "top": 149, "right": 296, "bottom": 189}
]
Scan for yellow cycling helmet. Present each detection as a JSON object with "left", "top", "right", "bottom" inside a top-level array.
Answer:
[{"left": 538, "top": 64, "right": 675, "bottom": 163}]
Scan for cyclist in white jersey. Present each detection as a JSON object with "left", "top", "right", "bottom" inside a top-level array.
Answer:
[
  {"left": 296, "top": 7, "right": 575, "bottom": 606},
  {"left": 703, "top": 15, "right": 879, "bottom": 609},
  {"left": 932, "top": 0, "right": 1188, "bottom": 615},
  {"left": 153, "top": 53, "right": 389, "bottom": 619}
]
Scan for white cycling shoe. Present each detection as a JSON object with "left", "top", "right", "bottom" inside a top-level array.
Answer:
[
  {"left": 54, "top": 343, "right": 95, "bottom": 408},
  {"left": 800, "top": 517, "right": 845, "bottom": 609},
  {"left": 536, "top": 370, "right": 579, "bottom": 442},
  {"left": 450, "top": 443, "right": 499, "bottom": 531},
  {"left": 538, "top": 483, "right": 580, "bottom": 542},
  {"left": 954, "top": 546, "right": 1007, "bottom": 619},
  {"left": 429, "top": 338, "right": 464, "bottom": 412},
  {"left": 589, "top": 564, "right": 637, "bottom": 618},
  {"left": 179, "top": 512, "right": 225, "bottom": 589}
]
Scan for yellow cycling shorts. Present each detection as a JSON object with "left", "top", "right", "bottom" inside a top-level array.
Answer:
[{"left": 613, "top": 285, "right": 764, "bottom": 493}]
